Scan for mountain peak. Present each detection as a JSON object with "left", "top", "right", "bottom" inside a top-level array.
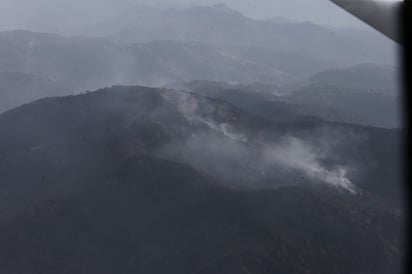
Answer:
[
  {"left": 212, "top": 3, "right": 230, "bottom": 10},
  {"left": 188, "top": 3, "right": 244, "bottom": 17}
]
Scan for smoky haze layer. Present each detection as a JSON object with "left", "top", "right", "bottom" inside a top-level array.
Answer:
[
  {"left": 74, "top": 4, "right": 396, "bottom": 65},
  {"left": 0, "top": 2, "right": 399, "bottom": 124},
  {"left": 174, "top": 64, "right": 402, "bottom": 129},
  {"left": 0, "top": 86, "right": 403, "bottom": 207},
  {"left": 0, "top": 1, "right": 404, "bottom": 273},
  {"left": 156, "top": 90, "right": 359, "bottom": 193},
  {"left": 0, "top": 15, "right": 399, "bottom": 119},
  {"left": 0, "top": 0, "right": 381, "bottom": 32},
  {"left": 0, "top": 86, "right": 404, "bottom": 273}
]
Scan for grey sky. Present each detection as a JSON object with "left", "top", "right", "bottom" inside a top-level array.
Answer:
[{"left": 0, "top": 0, "right": 372, "bottom": 32}]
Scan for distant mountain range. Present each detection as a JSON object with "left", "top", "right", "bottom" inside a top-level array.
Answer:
[
  {"left": 0, "top": 71, "right": 72, "bottom": 113},
  {"left": 0, "top": 86, "right": 404, "bottom": 273},
  {"left": 173, "top": 72, "right": 401, "bottom": 129},
  {"left": 288, "top": 83, "right": 401, "bottom": 128},
  {"left": 77, "top": 4, "right": 397, "bottom": 66},
  {"left": 310, "top": 63, "right": 400, "bottom": 92},
  {"left": 0, "top": 4, "right": 400, "bottom": 126},
  {"left": 0, "top": 28, "right": 401, "bottom": 128},
  {"left": 0, "top": 3, "right": 404, "bottom": 273},
  {"left": 0, "top": 30, "right": 293, "bottom": 90}
]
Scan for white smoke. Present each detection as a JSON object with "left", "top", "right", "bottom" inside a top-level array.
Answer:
[
  {"left": 263, "top": 137, "right": 356, "bottom": 193},
  {"left": 158, "top": 132, "right": 357, "bottom": 193},
  {"left": 161, "top": 89, "right": 247, "bottom": 141},
  {"left": 200, "top": 119, "right": 248, "bottom": 142},
  {"left": 159, "top": 89, "right": 357, "bottom": 193}
]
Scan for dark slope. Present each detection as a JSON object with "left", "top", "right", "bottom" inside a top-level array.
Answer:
[
  {"left": 0, "top": 86, "right": 403, "bottom": 205},
  {"left": 0, "top": 86, "right": 404, "bottom": 274},
  {"left": 0, "top": 86, "right": 261, "bottom": 155},
  {"left": 0, "top": 154, "right": 403, "bottom": 274}
]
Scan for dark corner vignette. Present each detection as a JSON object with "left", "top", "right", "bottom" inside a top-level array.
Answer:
[{"left": 401, "top": 1, "right": 411, "bottom": 274}]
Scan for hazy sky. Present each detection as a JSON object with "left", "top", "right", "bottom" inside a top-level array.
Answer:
[{"left": 0, "top": 0, "right": 378, "bottom": 32}]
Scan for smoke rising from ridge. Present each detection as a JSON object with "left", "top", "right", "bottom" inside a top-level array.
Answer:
[
  {"left": 263, "top": 137, "right": 356, "bottom": 193},
  {"left": 157, "top": 90, "right": 357, "bottom": 193}
]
